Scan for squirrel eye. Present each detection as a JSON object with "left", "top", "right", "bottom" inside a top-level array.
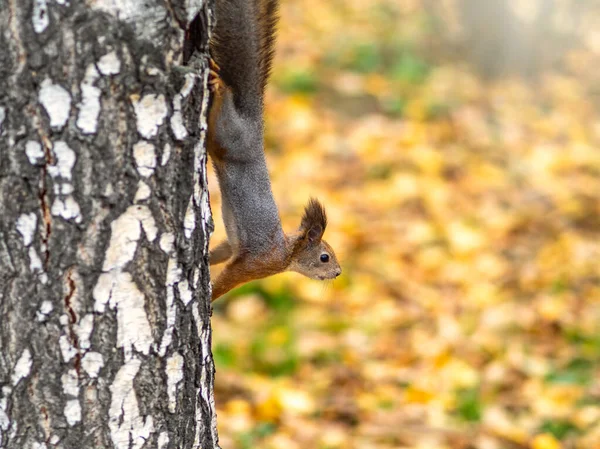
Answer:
[{"left": 320, "top": 253, "right": 330, "bottom": 263}]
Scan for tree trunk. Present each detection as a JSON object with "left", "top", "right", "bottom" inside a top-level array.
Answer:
[{"left": 0, "top": 1, "right": 219, "bottom": 448}]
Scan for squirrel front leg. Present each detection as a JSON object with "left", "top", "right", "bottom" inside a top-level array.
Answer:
[
  {"left": 211, "top": 256, "right": 264, "bottom": 301},
  {"left": 211, "top": 260, "right": 243, "bottom": 301}
]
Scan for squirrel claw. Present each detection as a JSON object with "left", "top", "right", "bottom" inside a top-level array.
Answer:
[
  {"left": 209, "top": 58, "right": 221, "bottom": 73},
  {"left": 208, "top": 57, "right": 223, "bottom": 93},
  {"left": 208, "top": 70, "right": 223, "bottom": 93}
]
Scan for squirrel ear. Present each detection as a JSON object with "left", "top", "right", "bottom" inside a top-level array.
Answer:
[
  {"left": 299, "top": 198, "right": 327, "bottom": 243},
  {"left": 306, "top": 225, "right": 323, "bottom": 243}
]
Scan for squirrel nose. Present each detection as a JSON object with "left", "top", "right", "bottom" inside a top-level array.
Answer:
[{"left": 335, "top": 268, "right": 342, "bottom": 277}]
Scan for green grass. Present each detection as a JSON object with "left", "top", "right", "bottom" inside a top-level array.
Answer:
[
  {"left": 390, "top": 53, "right": 430, "bottom": 84},
  {"left": 539, "top": 419, "right": 579, "bottom": 439},
  {"left": 236, "top": 422, "right": 277, "bottom": 449},
  {"left": 455, "top": 387, "right": 482, "bottom": 422},
  {"left": 545, "top": 358, "right": 595, "bottom": 386},
  {"left": 277, "top": 68, "right": 319, "bottom": 94}
]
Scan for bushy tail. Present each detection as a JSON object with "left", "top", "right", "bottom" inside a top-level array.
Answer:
[
  {"left": 211, "top": 0, "right": 279, "bottom": 113},
  {"left": 253, "top": 0, "right": 279, "bottom": 93}
]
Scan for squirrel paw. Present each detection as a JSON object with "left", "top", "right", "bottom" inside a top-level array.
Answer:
[
  {"left": 208, "top": 74, "right": 223, "bottom": 95},
  {"left": 208, "top": 73, "right": 222, "bottom": 93},
  {"left": 208, "top": 58, "right": 224, "bottom": 94},
  {"left": 209, "top": 57, "right": 221, "bottom": 73}
]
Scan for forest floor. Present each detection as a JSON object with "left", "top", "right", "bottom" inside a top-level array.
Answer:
[{"left": 208, "top": 1, "right": 600, "bottom": 448}]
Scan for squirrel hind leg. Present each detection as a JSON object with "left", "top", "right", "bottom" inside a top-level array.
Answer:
[{"left": 209, "top": 240, "right": 233, "bottom": 265}]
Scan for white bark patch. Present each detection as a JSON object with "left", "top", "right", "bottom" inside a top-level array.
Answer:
[
  {"left": 180, "top": 73, "right": 196, "bottom": 97},
  {"left": 193, "top": 266, "right": 200, "bottom": 286},
  {"left": 48, "top": 141, "right": 76, "bottom": 179},
  {"left": 201, "top": 189, "right": 211, "bottom": 221},
  {"left": 53, "top": 183, "right": 73, "bottom": 195},
  {"left": 61, "top": 369, "right": 79, "bottom": 397},
  {"left": 98, "top": 51, "right": 121, "bottom": 76},
  {"left": 76, "top": 314, "right": 94, "bottom": 350},
  {"left": 11, "top": 349, "right": 33, "bottom": 386},
  {"left": 134, "top": 181, "right": 151, "bottom": 203},
  {"left": 159, "top": 232, "right": 174, "bottom": 254},
  {"left": 32, "top": 0, "right": 49, "bottom": 33},
  {"left": 185, "top": 0, "right": 204, "bottom": 22},
  {"left": 0, "top": 396, "right": 9, "bottom": 431},
  {"left": 81, "top": 352, "right": 104, "bottom": 378},
  {"left": 131, "top": 94, "right": 167, "bottom": 139},
  {"left": 59, "top": 335, "right": 77, "bottom": 362},
  {"left": 94, "top": 271, "right": 153, "bottom": 358},
  {"left": 170, "top": 99, "right": 187, "bottom": 140},
  {"left": 98, "top": 205, "right": 157, "bottom": 273},
  {"left": 88, "top": 0, "right": 167, "bottom": 42},
  {"left": 64, "top": 399, "right": 81, "bottom": 426},
  {"left": 0, "top": 106, "right": 6, "bottom": 133},
  {"left": 166, "top": 353, "right": 184, "bottom": 413},
  {"left": 59, "top": 314, "right": 69, "bottom": 326},
  {"left": 88, "top": 0, "right": 141, "bottom": 20},
  {"left": 157, "top": 431, "right": 169, "bottom": 449},
  {"left": 39, "top": 79, "right": 71, "bottom": 128},
  {"left": 25, "top": 140, "right": 45, "bottom": 165},
  {"left": 93, "top": 204, "right": 157, "bottom": 357},
  {"left": 179, "top": 278, "right": 193, "bottom": 306},
  {"left": 48, "top": 141, "right": 81, "bottom": 223},
  {"left": 170, "top": 74, "right": 195, "bottom": 140},
  {"left": 159, "top": 259, "right": 179, "bottom": 355},
  {"left": 184, "top": 196, "right": 195, "bottom": 239},
  {"left": 109, "top": 359, "right": 154, "bottom": 449},
  {"left": 161, "top": 143, "right": 171, "bottom": 166},
  {"left": 132, "top": 141, "right": 157, "bottom": 177},
  {"left": 28, "top": 247, "right": 43, "bottom": 275},
  {"left": 37, "top": 300, "right": 53, "bottom": 322},
  {"left": 16, "top": 213, "right": 37, "bottom": 246},
  {"left": 51, "top": 196, "right": 82, "bottom": 223},
  {"left": 76, "top": 64, "right": 101, "bottom": 134}
]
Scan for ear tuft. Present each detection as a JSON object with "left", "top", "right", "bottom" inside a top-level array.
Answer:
[{"left": 300, "top": 198, "right": 327, "bottom": 242}]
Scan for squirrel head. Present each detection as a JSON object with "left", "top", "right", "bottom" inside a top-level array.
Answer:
[{"left": 288, "top": 198, "right": 341, "bottom": 281}]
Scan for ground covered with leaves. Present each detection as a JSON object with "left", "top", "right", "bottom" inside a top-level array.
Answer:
[{"left": 208, "top": 1, "right": 600, "bottom": 448}]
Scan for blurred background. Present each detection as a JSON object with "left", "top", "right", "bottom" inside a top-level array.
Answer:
[{"left": 208, "top": 0, "right": 600, "bottom": 448}]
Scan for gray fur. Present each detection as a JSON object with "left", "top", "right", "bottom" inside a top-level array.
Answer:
[{"left": 212, "top": 91, "right": 285, "bottom": 254}]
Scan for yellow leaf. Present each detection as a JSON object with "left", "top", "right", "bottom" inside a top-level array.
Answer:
[
  {"left": 267, "top": 327, "right": 290, "bottom": 346},
  {"left": 404, "top": 386, "right": 435, "bottom": 404},
  {"left": 531, "top": 433, "right": 562, "bottom": 449},
  {"left": 255, "top": 394, "right": 282, "bottom": 423}
]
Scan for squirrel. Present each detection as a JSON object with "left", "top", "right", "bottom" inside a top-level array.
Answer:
[{"left": 205, "top": 0, "right": 341, "bottom": 301}]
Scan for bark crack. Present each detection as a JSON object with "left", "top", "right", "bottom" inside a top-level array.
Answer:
[
  {"left": 38, "top": 167, "right": 52, "bottom": 269},
  {"left": 33, "top": 107, "right": 55, "bottom": 269},
  {"left": 64, "top": 269, "right": 82, "bottom": 376}
]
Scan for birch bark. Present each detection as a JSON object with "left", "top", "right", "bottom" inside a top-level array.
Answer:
[{"left": 0, "top": 1, "right": 218, "bottom": 448}]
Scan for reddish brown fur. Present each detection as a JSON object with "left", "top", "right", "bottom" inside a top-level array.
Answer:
[
  {"left": 210, "top": 199, "right": 341, "bottom": 300},
  {"left": 300, "top": 198, "right": 327, "bottom": 236}
]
